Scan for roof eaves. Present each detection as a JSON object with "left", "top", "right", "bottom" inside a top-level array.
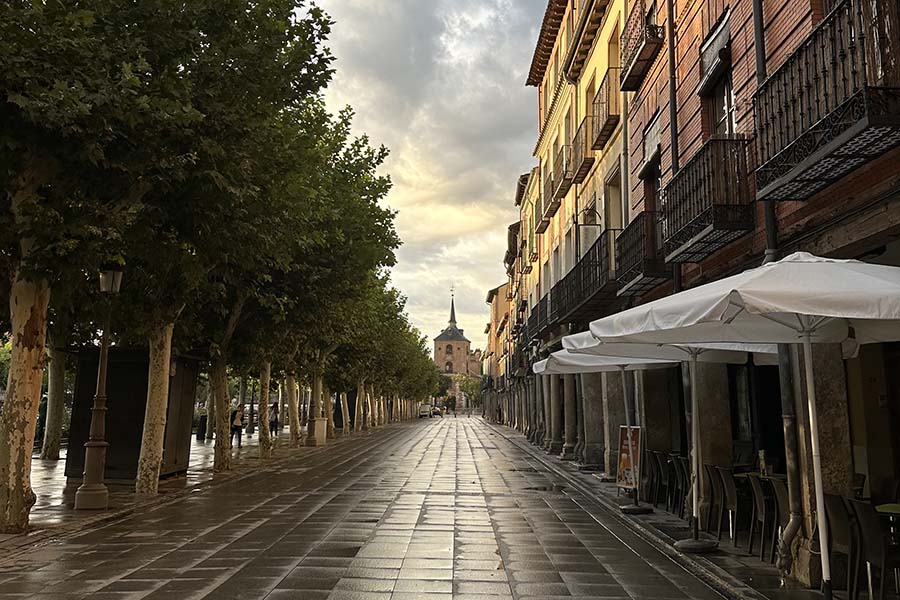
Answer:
[{"left": 526, "top": 0, "right": 568, "bottom": 87}]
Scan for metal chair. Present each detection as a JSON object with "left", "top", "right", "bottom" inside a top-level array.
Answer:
[
  {"left": 704, "top": 463, "right": 723, "bottom": 533},
  {"left": 767, "top": 477, "right": 790, "bottom": 564},
  {"left": 653, "top": 450, "right": 669, "bottom": 510},
  {"left": 716, "top": 466, "right": 740, "bottom": 547},
  {"left": 747, "top": 473, "right": 770, "bottom": 559},
  {"left": 824, "top": 493, "right": 858, "bottom": 600},
  {"left": 849, "top": 499, "right": 900, "bottom": 600}
]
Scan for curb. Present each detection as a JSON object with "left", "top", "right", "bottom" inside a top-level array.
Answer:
[{"left": 486, "top": 421, "right": 773, "bottom": 600}]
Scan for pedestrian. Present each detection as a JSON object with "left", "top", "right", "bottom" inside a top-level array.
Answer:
[
  {"left": 270, "top": 402, "right": 279, "bottom": 435},
  {"left": 230, "top": 405, "right": 244, "bottom": 448}
]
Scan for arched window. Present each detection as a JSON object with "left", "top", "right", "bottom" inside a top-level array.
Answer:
[
  {"left": 445, "top": 344, "right": 453, "bottom": 355},
  {"left": 445, "top": 362, "right": 453, "bottom": 373}
]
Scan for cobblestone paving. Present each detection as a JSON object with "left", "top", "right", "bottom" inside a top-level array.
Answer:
[{"left": 0, "top": 419, "right": 725, "bottom": 600}]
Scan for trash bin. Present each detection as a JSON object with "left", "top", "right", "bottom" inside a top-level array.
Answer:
[{"left": 196, "top": 414, "right": 208, "bottom": 441}]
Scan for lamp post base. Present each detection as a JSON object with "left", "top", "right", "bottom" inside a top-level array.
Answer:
[
  {"left": 74, "top": 483, "right": 109, "bottom": 510},
  {"left": 673, "top": 538, "right": 718, "bottom": 554}
]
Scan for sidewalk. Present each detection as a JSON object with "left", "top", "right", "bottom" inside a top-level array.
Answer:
[
  {"left": 1, "top": 426, "right": 319, "bottom": 557},
  {"left": 488, "top": 422, "right": 826, "bottom": 600}
]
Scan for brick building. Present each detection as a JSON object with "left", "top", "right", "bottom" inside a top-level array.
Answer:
[{"left": 484, "top": 0, "right": 900, "bottom": 590}]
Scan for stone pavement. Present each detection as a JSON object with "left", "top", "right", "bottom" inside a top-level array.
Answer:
[{"left": 0, "top": 418, "right": 728, "bottom": 600}]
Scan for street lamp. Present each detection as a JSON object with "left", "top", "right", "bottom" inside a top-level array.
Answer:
[{"left": 74, "top": 266, "right": 123, "bottom": 510}]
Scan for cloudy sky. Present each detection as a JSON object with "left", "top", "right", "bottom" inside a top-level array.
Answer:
[{"left": 322, "top": 0, "right": 546, "bottom": 352}]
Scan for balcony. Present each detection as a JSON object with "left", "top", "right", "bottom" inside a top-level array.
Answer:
[
  {"left": 616, "top": 211, "right": 670, "bottom": 296},
  {"left": 553, "top": 145, "right": 574, "bottom": 200},
  {"left": 592, "top": 67, "right": 621, "bottom": 151},
  {"left": 540, "top": 173, "right": 558, "bottom": 224},
  {"left": 661, "top": 136, "right": 753, "bottom": 263},
  {"left": 754, "top": 0, "right": 900, "bottom": 201},
  {"left": 526, "top": 308, "right": 539, "bottom": 342},
  {"left": 620, "top": 0, "right": 665, "bottom": 92},
  {"left": 572, "top": 117, "right": 595, "bottom": 183},
  {"left": 566, "top": 0, "right": 613, "bottom": 81},
  {"left": 537, "top": 295, "right": 549, "bottom": 338},
  {"left": 554, "top": 229, "right": 622, "bottom": 325}
]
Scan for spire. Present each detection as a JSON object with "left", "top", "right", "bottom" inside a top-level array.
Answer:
[{"left": 449, "top": 288, "right": 457, "bottom": 325}]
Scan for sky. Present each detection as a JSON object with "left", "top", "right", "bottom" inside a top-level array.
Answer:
[{"left": 322, "top": 0, "right": 547, "bottom": 353}]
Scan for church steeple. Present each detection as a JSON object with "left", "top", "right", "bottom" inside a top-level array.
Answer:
[{"left": 449, "top": 291, "right": 457, "bottom": 325}]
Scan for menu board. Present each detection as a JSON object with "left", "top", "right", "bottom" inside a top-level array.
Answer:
[{"left": 616, "top": 425, "right": 642, "bottom": 491}]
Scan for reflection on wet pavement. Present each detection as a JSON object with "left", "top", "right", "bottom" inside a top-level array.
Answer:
[{"left": 0, "top": 419, "right": 724, "bottom": 600}]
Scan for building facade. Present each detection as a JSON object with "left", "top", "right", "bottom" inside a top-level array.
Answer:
[{"left": 485, "top": 0, "right": 900, "bottom": 590}]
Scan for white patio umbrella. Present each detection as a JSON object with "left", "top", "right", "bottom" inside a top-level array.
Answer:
[
  {"left": 534, "top": 349, "right": 675, "bottom": 514},
  {"left": 587, "top": 251, "right": 900, "bottom": 595},
  {"left": 564, "top": 331, "right": 777, "bottom": 551}
]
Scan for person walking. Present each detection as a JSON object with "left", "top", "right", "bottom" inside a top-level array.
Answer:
[
  {"left": 270, "top": 402, "right": 279, "bottom": 435},
  {"left": 230, "top": 405, "right": 244, "bottom": 449}
]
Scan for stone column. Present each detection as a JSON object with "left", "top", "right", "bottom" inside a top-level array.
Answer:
[
  {"left": 602, "top": 370, "right": 627, "bottom": 476},
  {"left": 574, "top": 375, "right": 586, "bottom": 463},
  {"left": 543, "top": 375, "right": 553, "bottom": 449},
  {"left": 692, "top": 362, "right": 733, "bottom": 524},
  {"left": 561, "top": 374, "right": 577, "bottom": 460},
  {"left": 792, "top": 343, "right": 854, "bottom": 587},
  {"left": 580, "top": 373, "right": 604, "bottom": 470},
  {"left": 550, "top": 375, "right": 563, "bottom": 454}
]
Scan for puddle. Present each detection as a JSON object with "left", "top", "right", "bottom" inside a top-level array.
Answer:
[{"left": 525, "top": 484, "right": 567, "bottom": 493}]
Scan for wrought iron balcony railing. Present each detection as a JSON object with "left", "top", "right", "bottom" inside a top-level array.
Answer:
[
  {"left": 592, "top": 67, "right": 621, "bottom": 151},
  {"left": 754, "top": 0, "right": 900, "bottom": 201},
  {"left": 526, "top": 308, "right": 539, "bottom": 342},
  {"left": 552, "top": 228, "right": 622, "bottom": 325},
  {"left": 616, "top": 211, "right": 670, "bottom": 297},
  {"left": 621, "top": 0, "right": 665, "bottom": 92},
  {"left": 536, "top": 295, "right": 549, "bottom": 338},
  {"left": 572, "top": 117, "right": 595, "bottom": 184},
  {"left": 553, "top": 145, "right": 575, "bottom": 200},
  {"left": 661, "top": 136, "right": 753, "bottom": 263},
  {"left": 540, "top": 172, "right": 558, "bottom": 225}
]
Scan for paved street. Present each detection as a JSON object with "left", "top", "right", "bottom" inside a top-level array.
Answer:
[{"left": 0, "top": 419, "right": 724, "bottom": 600}]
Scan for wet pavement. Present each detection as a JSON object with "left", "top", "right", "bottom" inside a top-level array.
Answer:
[{"left": 0, "top": 418, "right": 727, "bottom": 599}]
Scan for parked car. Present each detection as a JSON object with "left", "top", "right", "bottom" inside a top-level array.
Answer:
[{"left": 418, "top": 404, "right": 433, "bottom": 418}]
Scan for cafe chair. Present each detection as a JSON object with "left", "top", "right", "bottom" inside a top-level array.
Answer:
[
  {"left": 642, "top": 448, "right": 656, "bottom": 503},
  {"left": 824, "top": 493, "right": 858, "bottom": 599},
  {"left": 704, "top": 463, "right": 723, "bottom": 533},
  {"left": 768, "top": 477, "right": 790, "bottom": 564},
  {"left": 673, "top": 455, "right": 690, "bottom": 519},
  {"left": 747, "top": 473, "right": 770, "bottom": 560},
  {"left": 849, "top": 499, "right": 900, "bottom": 600},
  {"left": 853, "top": 473, "right": 867, "bottom": 499},
  {"left": 716, "top": 466, "right": 741, "bottom": 547},
  {"left": 651, "top": 451, "right": 669, "bottom": 507}
]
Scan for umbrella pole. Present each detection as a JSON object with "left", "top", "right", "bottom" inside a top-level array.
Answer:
[
  {"left": 620, "top": 366, "right": 652, "bottom": 515},
  {"left": 674, "top": 356, "right": 717, "bottom": 553},
  {"left": 802, "top": 334, "right": 832, "bottom": 600}
]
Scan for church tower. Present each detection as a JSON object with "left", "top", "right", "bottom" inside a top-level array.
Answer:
[{"left": 434, "top": 293, "right": 471, "bottom": 375}]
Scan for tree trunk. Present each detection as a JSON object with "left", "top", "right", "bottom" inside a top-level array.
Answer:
[
  {"left": 135, "top": 322, "right": 175, "bottom": 496},
  {"left": 341, "top": 392, "right": 350, "bottom": 435},
  {"left": 287, "top": 374, "right": 300, "bottom": 448},
  {"left": 247, "top": 379, "right": 256, "bottom": 435},
  {"left": 324, "top": 385, "right": 335, "bottom": 439},
  {"left": 0, "top": 273, "right": 51, "bottom": 533},
  {"left": 307, "top": 371, "right": 323, "bottom": 439},
  {"left": 40, "top": 342, "right": 66, "bottom": 460},
  {"left": 355, "top": 379, "right": 365, "bottom": 432},
  {"left": 210, "top": 356, "right": 231, "bottom": 471},
  {"left": 205, "top": 380, "right": 215, "bottom": 440},
  {"left": 258, "top": 362, "right": 272, "bottom": 459}
]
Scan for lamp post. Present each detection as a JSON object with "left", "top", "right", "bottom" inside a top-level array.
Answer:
[{"left": 74, "top": 267, "right": 123, "bottom": 510}]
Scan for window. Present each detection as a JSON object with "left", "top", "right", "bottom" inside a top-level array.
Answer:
[
  {"left": 709, "top": 70, "right": 736, "bottom": 135},
  {"left": 445, "top": 344, "right": 453, "bottom": 355},
  {"left": 445, "top": 362, "right": 453, "bottom": 373}
]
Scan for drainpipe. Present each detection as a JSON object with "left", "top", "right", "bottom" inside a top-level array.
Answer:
[
  {"left": 752, "top": 0, "right": 803, "bottom": 578},
  {"left": 666, "top": 0, "right": 682, "bottom": 292}
]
